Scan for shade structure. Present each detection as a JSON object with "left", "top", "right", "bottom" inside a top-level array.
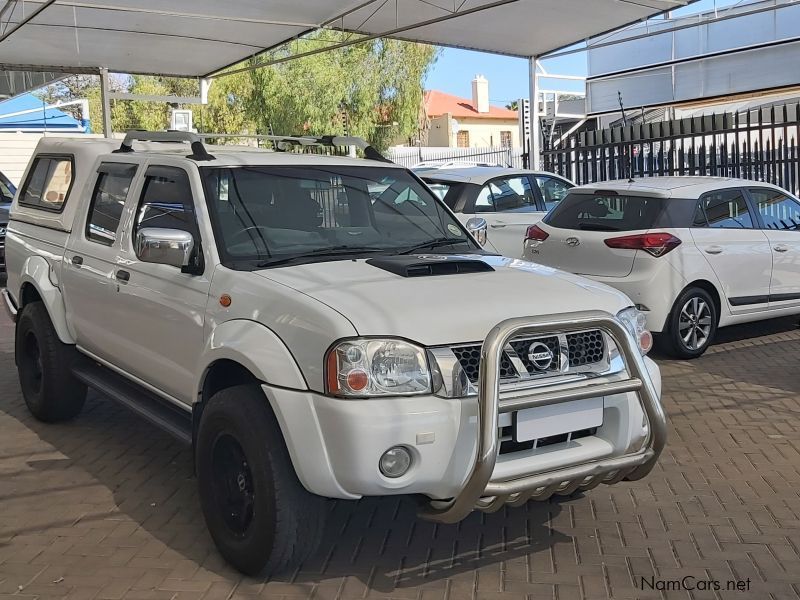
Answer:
[{"left": 0, "top": 0, "right": 689, "bottom": 79}]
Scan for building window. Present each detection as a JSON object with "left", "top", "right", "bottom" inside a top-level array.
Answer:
[
  {"left": 500, "top": 130, "right": 512, "bottom": 148},
  {"left": 457, "top": 130, "right": 470, "bottom": 148}
]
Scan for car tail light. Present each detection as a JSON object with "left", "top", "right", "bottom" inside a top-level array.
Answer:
[
  {"left": 604, "top": 232, "right": 681, "bottom": 257},
  {"left": 524, "top": 224, "right": 549, "bottom": 242}
]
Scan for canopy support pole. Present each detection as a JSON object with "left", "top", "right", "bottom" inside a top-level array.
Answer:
[
  {"left": 528, "top": 57, "right": 541, "bottom": 170},
  {"left": 99, "top": 67, "right": 112, "bottom": 138}
]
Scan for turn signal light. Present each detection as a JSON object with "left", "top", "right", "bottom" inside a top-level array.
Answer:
[
  {"left": 524, "top": 224, "right": 549, "bottom": 242},
  {"left": 604, "top": 232, "right": 681, "bottom": 257}
]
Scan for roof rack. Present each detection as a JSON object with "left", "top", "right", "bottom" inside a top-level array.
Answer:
[
  {"left": 113, "top": 130, "right": 393, "bottom": 164},
  {"left": 113, "top": 130, "right": 215, "bottom": 161},
  {"left": 197, "top": 133, "right": 393, "bottom": 163}
]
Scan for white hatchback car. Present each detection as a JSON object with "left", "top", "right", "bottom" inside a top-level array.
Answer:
[
  {"left": 418, "top": 167, "right": 574, "bottom": 258},
  {"left": 524, "top": 177, "right": 800, "bottom": 358}
]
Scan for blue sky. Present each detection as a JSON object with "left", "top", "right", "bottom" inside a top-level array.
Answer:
[{"left": 424, "top": 0, "right": 742, "bottom": 105}]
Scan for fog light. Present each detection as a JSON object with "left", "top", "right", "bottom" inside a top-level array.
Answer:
[{"left": 379, "top": 446, "right": 412, "bottom": 478}]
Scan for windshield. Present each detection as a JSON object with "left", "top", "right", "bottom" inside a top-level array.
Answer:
[
  {"left": 0, "top": 172, "right": 15, "bottom": 204},
  {"left": 201, "top": 165, "right": 477, "bottom": 268}
]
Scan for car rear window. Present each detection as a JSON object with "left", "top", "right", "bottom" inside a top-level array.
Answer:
[
  {"left": 19, "top": 155, "right": 74, "bottom": 213},
  {"left": 543, "top": 192, "right": 693, "bottom": 231}
]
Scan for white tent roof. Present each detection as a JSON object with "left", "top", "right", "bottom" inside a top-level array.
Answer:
[{"left": 0, "top": 0, "right": 688, "bottom": 78}]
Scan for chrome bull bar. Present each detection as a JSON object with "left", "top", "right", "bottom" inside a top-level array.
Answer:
[{"left": 419, "top": 310, "right": 667, "bottom": 524}]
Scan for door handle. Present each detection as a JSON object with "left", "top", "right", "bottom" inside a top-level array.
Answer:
[
  {"left": 115, "top": 270, "right": 130, "bottom": 282},
  {"left": 773, "top": 244, "right": 790, "bottom": 253},
  {"left": 490, "top": 223, "right": 507, "bottom": 229},
  {"left": 72, "top": 255, "right": 83, "bottom": 267},
  {"left": 704, "top": 245, "right": 723, "bottom": 255}
]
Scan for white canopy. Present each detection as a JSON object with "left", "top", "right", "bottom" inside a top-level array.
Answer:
[{"left": 0, "top": 0, "right": 688, "bottom": 78}]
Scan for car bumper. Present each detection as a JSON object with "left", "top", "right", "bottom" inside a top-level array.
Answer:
[
  {"left": 574, "top": 266, "right": 686, "bottom": 333},
  {"left": 1, "top": 288, "right": 17, "bottom": 322},
  {"left": 264, "top": 353, "right": 662, "bottom": 503}
]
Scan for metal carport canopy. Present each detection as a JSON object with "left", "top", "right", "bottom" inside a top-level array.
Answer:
[{"left": 0, "top": 0, "right": 688, "bottom": 78}]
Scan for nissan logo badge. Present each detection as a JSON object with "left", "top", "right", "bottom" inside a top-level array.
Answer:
[{"left": 527, "top": 342, "right": 553, "bottom": 371}]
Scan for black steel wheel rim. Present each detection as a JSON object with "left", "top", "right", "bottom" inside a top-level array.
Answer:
[{"left": 211, "top": 433, "right": 255, "bottom": 535}]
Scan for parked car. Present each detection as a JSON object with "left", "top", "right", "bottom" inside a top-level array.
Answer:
[
  {"left": 524, "top": 176, "right": 800, "bottom": 358},
  {"left": 412, "top": 159, "right": 504, "bottom": 173},
  {"left": 0, "top": 170, "right": 16, "bottom": 272},
  {"left": 3, "top": 132, "right": 665, "bottom": 577},
  {"left": 418, "top": 167, "right": 574, "bottom": 258}
]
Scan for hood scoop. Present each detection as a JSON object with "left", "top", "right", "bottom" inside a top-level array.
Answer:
[{"left": 366, "top": 255, "right": 494, "bottom": 278}]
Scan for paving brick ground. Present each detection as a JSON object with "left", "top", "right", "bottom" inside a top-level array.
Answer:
[{"left": 2, "top": 292, "right": 800, "bottom": 599}]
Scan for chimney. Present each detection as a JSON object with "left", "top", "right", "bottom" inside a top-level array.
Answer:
[{"left": 472, "top": 75, "right": 489, "bottom": 114}]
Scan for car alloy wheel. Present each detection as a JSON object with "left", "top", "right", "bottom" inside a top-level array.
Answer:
[{"left": 678, "top": 296, "right": 713, "bottom": 351}]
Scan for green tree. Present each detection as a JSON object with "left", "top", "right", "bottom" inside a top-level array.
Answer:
[
  {"left": 36, "top": 32, "right": 438, "bottom": 150},
  {"left": 245, "top": 33, "right": 437, "bottom": 149}
]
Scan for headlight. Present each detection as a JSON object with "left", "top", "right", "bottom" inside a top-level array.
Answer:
[
  {"left": 325, "top": 339, "right": 431, "bottom": 397},
  {"left": 616, "top": 307, "right": 653, "bottom": 355}
]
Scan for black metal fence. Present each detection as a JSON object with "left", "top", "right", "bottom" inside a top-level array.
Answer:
[{"left": 542, "top": 103, "right": 800, "bottom": 194}]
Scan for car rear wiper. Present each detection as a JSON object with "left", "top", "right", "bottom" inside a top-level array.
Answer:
[
  {"left": 400, "top": 237, "right": 470, "bottom": 255},
  {"left": 257, "top": 246, "right": 387, "bottom": 267}
]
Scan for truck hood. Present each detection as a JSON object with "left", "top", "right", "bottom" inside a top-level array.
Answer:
[{"left": 255, "top": 255, "right": 632, "bottom": 346}]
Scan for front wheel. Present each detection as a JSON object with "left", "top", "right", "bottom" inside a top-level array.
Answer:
[
  {"left": 195, "top": 384, "right": 326, "bottom": 577},
  {"left": 660, "top": 287, "right": 718, "bottom": 359}
]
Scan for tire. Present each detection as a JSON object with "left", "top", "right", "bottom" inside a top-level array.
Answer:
[
  {"left": 15, "top": 301, "right": 87, "bottom": 422},
  {"left": 195, "top": 384, "right": 326, "bottom": 577},
  {"left": 660, "top": 287, "right": 718, "bottom": 359}
]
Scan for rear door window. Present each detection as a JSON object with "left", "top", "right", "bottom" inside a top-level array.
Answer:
[
  {"left": 535, "top": 175, "right": 573, "bottom": 211},
  {"left": 545, "top": 193, "right": 668, "bottom": 231},
  {"left": 86, "top": 163, "right": 137, "bottom": 245},
  {"left": 694, "top": 190, "right": 754, "bottom": 229},
  {"left": 475, "top": 176, "right": 537, "bottom": 213},
  {"left": 19, "top": 156, "right": 74, "bottom": 212},
  {"left": 748, "top": 188, "right": 800, "bottom": 230}
]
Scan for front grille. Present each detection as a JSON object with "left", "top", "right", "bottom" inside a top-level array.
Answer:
[
  {"left": 452, "top": 330, "right": 606, "bottom": 384},
  {"left": 509, "top": 336, "right": 560, "bottom": 375},
  {"left": 452, "top": 345, "right": 517, "bottom": 381},
  {"left": 567, "top": 330, "right": 605, "bottom": 366}
]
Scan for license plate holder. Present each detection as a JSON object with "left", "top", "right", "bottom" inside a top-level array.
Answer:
[{"left": 513, "top": 397, "right": 604, "bottom": 443}]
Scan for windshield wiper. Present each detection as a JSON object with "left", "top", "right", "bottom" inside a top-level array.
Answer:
[
  {"left": 257, "top": 245, "right": 387, "bottom": 268},
  {"left": 400, "top": 237, "right": 470, "bottom": 255}
]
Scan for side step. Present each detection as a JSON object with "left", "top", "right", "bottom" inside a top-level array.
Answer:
[{"left": 72, "top": 360, "right": 192, "bottom": 445}]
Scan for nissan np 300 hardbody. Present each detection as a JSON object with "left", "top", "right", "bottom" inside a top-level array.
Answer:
[{"left": 2, "top": 132, "right": 666, "bottom": 576}]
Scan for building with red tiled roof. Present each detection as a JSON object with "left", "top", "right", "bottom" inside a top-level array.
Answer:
[{"left": 424, "top": 76, "right": 520, "bottom": 149}]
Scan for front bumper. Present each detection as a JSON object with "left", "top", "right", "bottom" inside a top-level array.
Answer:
[
  {"left": 266, "top": 311, "right": 666, "bottom": 521},
  {"left": 1, "top": 288, "right": 17, "bottom": 322}
]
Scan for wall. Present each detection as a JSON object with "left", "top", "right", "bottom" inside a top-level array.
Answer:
[
  {"left": 455, "top": 118, "right": 519, "bottom": 148},
  {"left": 427, "top": 114, "right": 452, "bottom": 146},
  {"left": 0, "top": 132, "right": 102, "bottom": 185}
]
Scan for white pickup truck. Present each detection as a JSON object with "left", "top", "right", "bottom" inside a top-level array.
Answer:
[{"left": 2, "top": 132, "right": 666, "bottom": 577}]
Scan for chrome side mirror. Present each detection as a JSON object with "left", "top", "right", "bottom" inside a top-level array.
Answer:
[
  {"left": 135, "top": 228, "right": 194, "bottom": 268},
  {"left": 465, "top": 217, "right": 488, "bottom": 246}
]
